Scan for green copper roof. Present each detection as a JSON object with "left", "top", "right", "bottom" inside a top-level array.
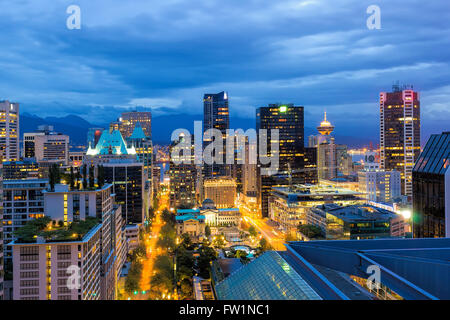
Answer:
[
  {"left": 175, "top": 213, "right": 205, "bottom": 222},
  {"left": 87, "top": 129, "right": 136, "bottom": 156},
  {"left": 129, "top": 122, "right": 147, "bottom": 140}
]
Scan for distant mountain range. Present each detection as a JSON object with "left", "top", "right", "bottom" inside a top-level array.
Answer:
[
  {"left": 20, "top": 113, "right": 373, "bottom": 148},
  {"left": 20, "top": 113, "right": 100, "bottom": 146}
]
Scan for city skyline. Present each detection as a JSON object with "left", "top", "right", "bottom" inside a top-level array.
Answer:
[
  {"left": 1, "top": 0, "right": 449, "bottom": 304},
  {"left": 0, "top": 0, "right": 449, "bottom": 142}
]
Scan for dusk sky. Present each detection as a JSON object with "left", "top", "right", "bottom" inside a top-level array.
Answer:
[{"left": 1, "top": 0, "right": 449, "bottom": 141}]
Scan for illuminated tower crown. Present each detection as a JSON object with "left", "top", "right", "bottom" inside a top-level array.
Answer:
[{"left": 317, "top": 111, "right": 334, "bottom": 136}]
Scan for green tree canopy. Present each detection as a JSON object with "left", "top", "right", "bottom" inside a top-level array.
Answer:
[{"left": 297, "top": 224, "right": 323, "bottom": 239}]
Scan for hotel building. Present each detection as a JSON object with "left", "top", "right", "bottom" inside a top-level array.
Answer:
[
  {"left": 203, "top": 177, "right": 237, "bottom": 208},
  {"left": 85, "top": 129, "right": 145, "bottom": 225}
]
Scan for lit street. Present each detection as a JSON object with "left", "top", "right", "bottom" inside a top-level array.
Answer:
[
  {"left": 129, "top": 189, "right": 170, "bottom": 300},
  {"left": 238, "top": 203, "right": 286, "bottom": 251}
]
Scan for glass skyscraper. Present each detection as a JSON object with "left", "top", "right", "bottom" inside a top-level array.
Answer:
[
  {"left": 413, "top": 131, "right": 450, "bottom": 238},
  {"left": 203, "top": 91, "right": 230, "bottom": 178},
  {"left": 256, "top": 104, "right": 317, "bottom": 218}
]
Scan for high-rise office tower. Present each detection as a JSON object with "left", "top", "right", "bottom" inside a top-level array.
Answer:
[
  {"left": 256, "top": 104, "right": 316, "bottom": 217},
  {"left": 169, "top": 134, "right": 197, "bottom": 210},
  {"left": 23, "top": 125, "right": 69, "bottom": 165},
  {"left": 304, "top": 147, "right": 318, "bottom": 183},
  {"left": 243, "top": 140, "right": 257, "bottom": 198},
  {"left": 118, "top": 111, "right": 152, "bottom": 140},
  {"left": 0, "top": 101, "right": 19, "bottom": 161},
  {"left": 203, "top": 91, "right": 230, "bottom": 178},
  {"left": 412, "top": 132, "right": 450, "bottom": 238},
  {"left": 380, "top": 85, "right": 421, "bottom": 197}
]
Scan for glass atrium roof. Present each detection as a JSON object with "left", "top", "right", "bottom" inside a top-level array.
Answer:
[{"left": 215, "top": 251, "right": 322, "bottom": 300}]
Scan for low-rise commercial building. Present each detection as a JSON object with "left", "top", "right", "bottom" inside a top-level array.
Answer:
[
  {"left": 358, "top": 170, "right": 401, "bottom": 203},
  {"left": 269, "top": 184, "right": 365, "bottom": 233},
  {"left": 307, "top": 204, "right": 397, "bottom": 240}
]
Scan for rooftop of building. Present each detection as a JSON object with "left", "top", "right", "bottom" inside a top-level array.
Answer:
[
  {"left": 86, "top": 129, "right": 136, "bottom": 156},
  {"left": 177, "top": 208, "right": 200, "bottom": 215},
  {"left": 272, "top": 184, "right": 364, "bottom": 199},
  {"left": 215, "top": 238, "right": 450, "bottom": 300},
  {"left": 178, "top": 207, "right": 240, "bottom": 214},
  {"left": 215, "top": 251, "right": 323, "bottom": 300},
  {"left": 310, "top": 203, "right": 398, "bottom": 222},
  {"left": 203, "top": 177, "right": 237, "bottom": 186},
  {"left": 11, "top": 216, "right": 101, "bottom": 244},
  {"left": 3, "top": 178, "right": 48, "bottom": 184},
  {"left": 101, "top": 158, "right": 143, "bottom": 166},
  {"left": 3, "top": 159, "right": 38, "bottom": 165},
  {"left": 217, "top": 258, "right": 243, "bottom": 277},
  {"left": 43, "top": 183, "right": 113, "bottom": 194},
  {"left": 175, "top": 213, "right": 206, "bottom": 222},
  {"left": 218, "top": 208, "right": 240, "bottom": 212},
  {"left": 287, "top": 238, "right": 450, "bottom": 300}
]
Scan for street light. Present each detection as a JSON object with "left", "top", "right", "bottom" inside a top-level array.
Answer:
[{"left": 401, "top": 210, "right": 412, "bottom": 220}]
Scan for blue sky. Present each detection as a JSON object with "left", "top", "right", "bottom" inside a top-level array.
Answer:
[{"left": 1, "top": 0, "right": 449, "bottom": 141}]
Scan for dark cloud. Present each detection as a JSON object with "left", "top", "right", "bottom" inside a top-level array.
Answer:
[{"left": 0, "top": 0, "right": 449, "bottom": 141}]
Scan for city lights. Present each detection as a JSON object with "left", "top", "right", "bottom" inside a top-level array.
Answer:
[{"left": 1, "top": 0, "right": 448, "bottom": 308}]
